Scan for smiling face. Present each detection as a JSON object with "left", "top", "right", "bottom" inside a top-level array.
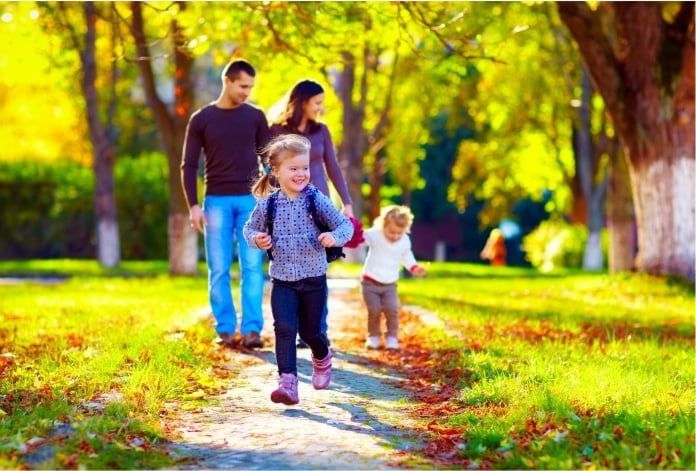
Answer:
[
  {"left": 301, "top": 93, "right": 325, "bottom": 122},
  {"left": 224, "top": 71, "right": 255, "bottom": 106},
  {"left": 273, "top": 151, "right": 310, "bottom": 198}
]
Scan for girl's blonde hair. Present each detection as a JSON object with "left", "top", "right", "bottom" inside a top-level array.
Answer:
[
  {"left": 374, "top": 205, "right": 415, "bottom": 233},
  {"left": 251, "top": 134, "right": 311, "bottom": 198}
]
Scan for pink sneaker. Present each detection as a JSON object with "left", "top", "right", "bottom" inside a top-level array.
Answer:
[
  {"left": 312, "top": 349, "right": 333, "bottom": 390},
  {"left": 270, "top": 373, "right": 299, "bottom": 405}
]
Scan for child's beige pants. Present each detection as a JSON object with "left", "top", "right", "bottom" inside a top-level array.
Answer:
[{"left": 361, "top": 278, "right": 399, "bottom": 338}]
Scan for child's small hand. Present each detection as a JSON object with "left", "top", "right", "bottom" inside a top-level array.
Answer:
[
  {"left": 318, "top": 232, "right": 337, "bottom": 247},
  {"left": 411, "top": 265, "right": 426, "bottom": 277},
  {"left": 255, "top": 232, "right": 273, "bottom": 249}
]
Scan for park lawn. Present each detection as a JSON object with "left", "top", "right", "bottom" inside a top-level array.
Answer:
[
  {"left": 397, "top": 263, "right": 695, "bottom": 469},
  {"left": 0, "top": 261, "right": 230, "bottom": 468}
]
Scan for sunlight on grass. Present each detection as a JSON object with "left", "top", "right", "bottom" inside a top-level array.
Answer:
[
  {"left": 399, "top": 263, "right": 694, "bottom": 469},
  {"left": 1, "top": 260, "right": 693, "bottom": 468},
  {"left": 0, "top": 262, "right": 229, "bottom": 468}
]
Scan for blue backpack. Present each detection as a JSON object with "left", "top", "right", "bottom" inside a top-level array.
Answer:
[{"left": 264, "top": 186, "right": 345, "bottom": 263}]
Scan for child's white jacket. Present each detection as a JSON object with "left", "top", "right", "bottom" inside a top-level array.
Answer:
[{"left": 362, "top": 228, "right": 418, "bottom": 284}]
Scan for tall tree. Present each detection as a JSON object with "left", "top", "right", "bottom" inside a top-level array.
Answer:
[
  {"left": 129, "top": 1, "right": 196, "bottom": 275},
  {"left": 573, "top": 68, "right": 611, "bottom": 270},
  {"left": 43, "top": 2, "right": 121, "bottom": 267},
  {"left": 558, "top": 2, "right": 695, "bottom": 281}
]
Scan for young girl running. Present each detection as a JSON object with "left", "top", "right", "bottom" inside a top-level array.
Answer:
[{"left": 243, "top": 134, "right": 354, "bottom": 405}]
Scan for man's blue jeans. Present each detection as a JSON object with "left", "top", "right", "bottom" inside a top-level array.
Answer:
[{"left": 203, "top": 195, "right": 265, "bottom": 336}]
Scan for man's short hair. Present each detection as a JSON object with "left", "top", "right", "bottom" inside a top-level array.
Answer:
[{"left": 223, "top": 60, "right": 256, "bottom": 81}]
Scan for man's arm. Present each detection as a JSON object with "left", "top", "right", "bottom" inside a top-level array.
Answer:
[
  {"left": 180, "top": 112, "right": 206, "bottom": 233},
  {"left": 256, "top": 110, "right": 271, "bottom": 162}
]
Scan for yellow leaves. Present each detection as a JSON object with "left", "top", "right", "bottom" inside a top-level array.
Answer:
[{"left": 0, "top": 4, "right": 88, "bottom": 163}]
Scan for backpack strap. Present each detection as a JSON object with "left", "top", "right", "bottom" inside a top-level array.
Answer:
[
  {"left": 304, "top": 186, "right": 345, "bottom": 263},
  {"left": 305, "top": 186, "right": 330, "bottom": 232},
  {"left": 264, "top": 191, "right": 279, "bottom": 261}
]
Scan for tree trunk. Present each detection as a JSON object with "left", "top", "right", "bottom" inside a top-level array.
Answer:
[
  {"left": 82, "top": 2, "right": 120, "bottom": 268},
  {"left": 332, "top": 50, "right": 368, "bottom": 263},
  {"left": 334, "top": 50, "right": 367, "bottom": 222},
  {"left": 607, "top": 149, "right": 636, "bottom": 273},
  {"left": 168, "top": 10, "right": 197, "bottom": 275},
  {"left": 574, "top": 68, "right": 607, "bottom": 271},
  {"left": 558, "top": 2, "right": 695, "bottom": 280},
  {"left": 130, "top": 1, "right": 197, "bottom": 275},
  {"left": 367, "top": 150, "right": 386, "bottom": 222},
  {"left": 629, "top": 137, "right": 694, "bottom": 280},
  {"left": 568, "top": 177, "right": 588, "bottom": 225}
]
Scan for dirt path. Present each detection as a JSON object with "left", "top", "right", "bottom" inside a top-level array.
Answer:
[{"left": 168, "top": 279, "right": 425, "bottom": 469}]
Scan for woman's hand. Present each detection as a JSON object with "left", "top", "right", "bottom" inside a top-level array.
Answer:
[
  {"left": 342, "top": 204, "right": 354, "bottom": 218},
  {"left": 318, "top": 232, "right": 337, "bottom": 247},
  {"left": 255, "top": 232, "right": 273, "bottom": 250}
]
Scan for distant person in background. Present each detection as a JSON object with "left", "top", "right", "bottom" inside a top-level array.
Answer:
[
  {"left": 480, "top": 228, "right": 507, "bottom": 266},
  {"left": 181, "top": 59, "right": 269, "bottom": 350},
  {"left": 360, "top": 205, "right": 426, "bottom": 351},
  {"left": 269, "top": 80, "right": 354, "bottom": 347}
]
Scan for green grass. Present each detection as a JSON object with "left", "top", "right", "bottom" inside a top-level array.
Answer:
[
  {"left": 1, "top": 260, "right": 693, "bottom": 468},
  {"left": 398, "top": 263, "right": 695, "bottom": 469},
  {"left": 0, "top": 259, "right": 209, "bottom": 277},
  {"left": 0, "top": 260, "right": 227, "bottom": 468}
]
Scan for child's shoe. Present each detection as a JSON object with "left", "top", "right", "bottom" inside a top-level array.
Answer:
[
  {"left": 385, "top": 336, "right": 400, "bottom": 350},
  {"left": 365, "top": 336, "right": 381, "bottom": 349},
  {"left": 311, "top": 349, "right": 333, "bottom": 390},
  {"left": 270, "top": 373, "right": 299, "bottom": 405}
]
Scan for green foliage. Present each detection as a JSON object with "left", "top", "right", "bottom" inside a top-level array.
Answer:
[
  {"left": 522, "top": 219, "right": 607, "bottom": 271},
  {"left": 0, "top": 154, "right": 170, "bottom": 260},
  {"left": 114, "top": 153, "right": 169, "bottom": 260},
  {"left": 412, "top": 111, "right": 475, "bottom": 223},
  {"left": 399, "top": 263, "right": 694, "bottom": 468},
  {"left": 0, "top": 161, "right": 93, "bottom": 258},
  {"left": 448, "top": 3, "right": 580, "bottom": 223}
]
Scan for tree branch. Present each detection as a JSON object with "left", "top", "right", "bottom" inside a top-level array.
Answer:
[
  {"left": 401, "top": 2, "right": 505, "bottom": 64},
  {"left": 262, "top": 8, "right": 317, "bottom": 64},
  {"left": 370, "top": 48, "right": 399, "bottom": 146},
  {"left": 129, "top": 1, "right": 173, "bottom": 139}
]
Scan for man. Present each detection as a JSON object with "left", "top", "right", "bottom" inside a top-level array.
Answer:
[{"left": 181, "top": 60, "right": 269, "bottom": 349}]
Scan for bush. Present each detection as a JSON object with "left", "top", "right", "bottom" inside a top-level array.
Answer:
[
  {"left": 0, "top": 154, "right": 170, "bottom": 260},
  {"left": 522, "top": 219, "right": 608, "bottom": 271},
  {"left": 115, "top": 153, "right": 169, "bottom": 259}
]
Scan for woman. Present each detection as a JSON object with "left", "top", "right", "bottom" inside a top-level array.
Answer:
[{"left": 269, "top": 79, "right": 353, "bottom": 346}]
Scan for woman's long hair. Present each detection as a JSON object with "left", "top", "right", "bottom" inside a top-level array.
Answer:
[{"left": 271, "top": 80, "right": 324, "bottom": 135}]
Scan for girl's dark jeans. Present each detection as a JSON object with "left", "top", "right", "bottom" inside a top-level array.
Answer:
[{"left": 271, "top": 275, "right": 330, "bottom": 375}]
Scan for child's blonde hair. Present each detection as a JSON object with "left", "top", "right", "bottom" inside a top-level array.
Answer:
[
  {"left": 251, "top": 134, "right": 310, "bottom": 198},
  {"left": 374, "top": 205, "right": 415, "bottom": 233}
]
